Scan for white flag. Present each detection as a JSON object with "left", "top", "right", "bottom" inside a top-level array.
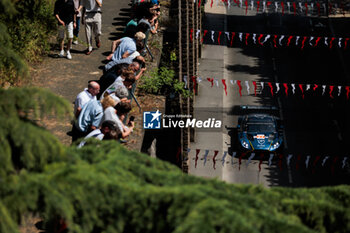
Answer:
[
  {"left": 197, "top": 77, "right": 202, "bottom": 83},
  {"left": 291, "top": 83, "right": 296, "bottom": 94},
  {"left": 276, "top": 83, "right": 280, "bottom": 93},
  {"left": 263, "top": 1, "right": 266, "bottom": 12},
  {"left": 338, "top": 86, "right": 342, "bottom": 96},
  {"left": 262, "top": 34, "right": 271, "bottom": 44},
  {"left": 246, "top": 153, "right": 255, "bottom": 167},
  {"left": 325, "top": 37, "right": 328, "bottom": 46},
  {"left": 260, "top": 82, "right": 264, "bottom": 94},
  {"left": 339, "top": 38, "right": 342, "bottom": 48},
  {"left": 211, "top": 31, "right": 215, "bottom": 43},
  {"left": 322, "top": 3, "right": 326, "bottom": 15},
  {"left": 221, "top": 151, "right": 228, "bottom": 166},
  {"left": 296, "top": 36, "right": 300, "bottom": 46},
  {"left": 305, "top": 155, "right": 311, "bottom": 168},
  {"left": 196, "top": 29, "right": 200, "bottom": 39},
  {"left": 253, "top": 33, "right": 257, "bottom": 44},
  {"left": 309, "top": 36, "right": 314, "bottom": 46},
  {"left": 268, "top": 153, "right": 274, "bottom": 167},
  {"left": 251, "top": 0, "right": 254, "bottom": 10},
  {"left": 231, "top": 152, "right": 237, "bottom": 165},
  {"left": 230, "top": 80, "right": 237, "bottom": 86},
  {"left": 298, "top": 2, "right": 303, "bottom": 12},
  {"left": 245, "top": 80, "right": 250, "bottom": 95},
  {"left": 279, "top": 35, "right": 285, "bottom": 46},
  {"left": 239, "top": 32, "right": 243, "bottom": 42},
  {"left": 306, "top": 84, "right": 311, "bottom": 91},
  {"left": 342, "top": 157, "right": 348, "bottom": 169},
  {"left": 183, "top": 75, "right": 188, "bottom": 88},
  {"left": 322, "top": 85, "right": 326, "bottom": 95},
  {"left": 214, "top": 78, "right": 219, "bottom": 87},
  {"left": 287, "top": 2, "right": 291, "bottom": 13},
  {"left": 225, "top": 32, "right": 230, "bottom": 41},
  {"left": 203, "top": 149, "right": 210, "bottom": 166},
  {"left": 275, "top": 2, "right": 278, "bottom": 12},
  {"left": 287, "top": 154, "right": 293, "bottom": 166},
  {"left": 322, "top": 156, "right": 329, "bottom": 166}
]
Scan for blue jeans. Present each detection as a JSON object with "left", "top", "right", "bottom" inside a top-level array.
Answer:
[{"left": 73, "top": 17, "right": 81, "bottom": 38}]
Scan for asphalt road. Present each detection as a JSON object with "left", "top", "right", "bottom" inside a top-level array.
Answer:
[{"left": 189, "top": 1, "right": 350, "bottom": 187}]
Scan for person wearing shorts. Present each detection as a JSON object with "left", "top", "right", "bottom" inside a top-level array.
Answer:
[{"left": 54, "top": 0, "right": 76, "bottom": 59}]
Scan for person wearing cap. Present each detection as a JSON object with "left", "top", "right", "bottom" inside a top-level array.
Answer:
[{"left": 106, "top": 31, "right": 145, "bottom": 61}]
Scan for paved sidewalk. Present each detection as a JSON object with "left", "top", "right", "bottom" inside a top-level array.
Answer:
[{"left": 31, "top": 0, "right": 133, "bottom": 145}]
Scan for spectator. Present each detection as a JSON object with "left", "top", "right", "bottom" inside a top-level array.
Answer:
[
  {"left": 138, "top": 11, "right": 153, "bottom": 34},
  {"left": 124, "top": 10, "right": 138, "bottom": 38},
  {"left": 102, "top": 102, "right": 134, "bottom": 139},
  {"left": 79, "top": 0, "right": 102, "bottom": 55},
  {"left": 101, "top": 92, "right": 117, "bottom": 110},
  {"left": 104, "top": 41, "right": 145, "bottom": 73},
  {"left": 99, "top": 69, "right": 135, "bottom": 99},
  {"left": 73, "top": 0, "right": 82, "bottom": 45},
  {"left": 102, "top": 129, "right": 120, "bottom": 140},
  {"left": 77, "top": 120, "right": 120, "bottom": 148},
  {"left": 74, "top": 81, "right": 100, "bottom": 118},
  {"left": 110, "top": 85, "right": 130, "bottom": 104},
  {"left": 54, "top": 0, "right": 76, "bottom": 60},
  {"left": 106, "top": 32, "right": 145, "bottom": 61},
  {"left": 75, "top": 98, "right": 103, "bottom": 139}
]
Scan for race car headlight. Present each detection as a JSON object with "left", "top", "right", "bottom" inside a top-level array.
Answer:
[
  {"left": 241, "top": 140, "right": 250, "bottom": 149},
  {"left": 270, "top": 142, "right": 280, "bottom": 150}
]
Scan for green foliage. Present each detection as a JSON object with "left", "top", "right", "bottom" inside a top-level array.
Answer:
[
  {"left": 0, "top": 87, "right": 350, "bottom": 233},
  {"left": 170, "top": 50, "right": 177, "bottom": 62},
  {"left": 139, "top": 67, "right": 191, "bottom": 98},
  {"left": 0, "top": 87, "right": 72, "bottom": 177},
  {"left": 0, "top": 0, "right": 27, "bottom": 83},
  {"left": 0, "top": 0, "right": 56, "bottom": 85}
]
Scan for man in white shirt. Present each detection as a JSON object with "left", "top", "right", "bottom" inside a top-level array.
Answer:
[{"left": 74, "top": 81, "right": 100, "bottom": 117}]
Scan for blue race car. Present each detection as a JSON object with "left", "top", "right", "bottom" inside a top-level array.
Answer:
[{"left": 237, "top": 114, "right": 283, "bottom": 152}]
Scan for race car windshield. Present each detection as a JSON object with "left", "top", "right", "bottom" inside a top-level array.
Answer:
[{"left": 246, "top": 123, "right": 276, "bottom": 132}]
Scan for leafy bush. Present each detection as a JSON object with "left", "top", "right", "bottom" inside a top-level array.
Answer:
[
  {"left": 139, "top": 67, "right": 191, "bottom": 98},
  {"left": 0, "top": 0, "right": 56, "bottom": 85},
  {"left": 0, "top": 87, "right": 350, "bottom": 233}
]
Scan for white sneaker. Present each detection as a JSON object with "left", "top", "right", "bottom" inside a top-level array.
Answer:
[
  {"left": 59, "top": 50, "right": 65, "bottom": 58},
  {"left": 72, "top": 40, "right": 78, "bottom": 45},
  {"left": 66, "top": 51, "right": 72, "bottom": 60}
]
